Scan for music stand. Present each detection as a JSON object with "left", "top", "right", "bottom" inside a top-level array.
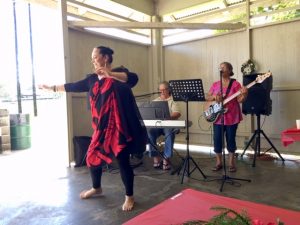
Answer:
[{"left": 169, "top": 79, "right": 207, "bottom": 183}]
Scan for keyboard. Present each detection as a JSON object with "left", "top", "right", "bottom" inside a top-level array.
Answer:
[{"left": 143, "top": 120, "right": 186, "bottom": 128}]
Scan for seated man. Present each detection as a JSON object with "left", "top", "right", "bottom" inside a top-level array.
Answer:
[{"left": 148, "top": 81, "right": 181, "bottom": 170}]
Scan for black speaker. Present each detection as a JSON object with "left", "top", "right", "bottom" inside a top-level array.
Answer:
[
  {"left": 242, "top": 74, "right": 272, "bottom": 115},
  {"left": 73, "top": 136, "right": 91, "bottom": 167}
]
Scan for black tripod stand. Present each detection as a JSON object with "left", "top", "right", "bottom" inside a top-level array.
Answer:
[
  {"left": 169, "top": 79, "right": 207, "bottom": 183},
  {"left": 241, "top": 114, "right": 285, "bottom": 167},
  {"left": 209, "top": 71, "right": 251, "bottom": 192}
]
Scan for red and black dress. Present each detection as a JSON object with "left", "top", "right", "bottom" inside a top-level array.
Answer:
[{"left": 64, "top": 67, "right": 147, "bottom": 195}]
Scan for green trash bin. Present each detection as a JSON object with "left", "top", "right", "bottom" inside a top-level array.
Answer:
[{"left": 10, "top": 114, "right": 31, "bottom": 150}]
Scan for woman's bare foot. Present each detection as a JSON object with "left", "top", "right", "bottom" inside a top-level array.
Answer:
[
  {"left": 122, "top": 195, "right": 134, "bottom": 211},
  {"left": 80, "top": 188, "right": 102, "bottom": 199}
]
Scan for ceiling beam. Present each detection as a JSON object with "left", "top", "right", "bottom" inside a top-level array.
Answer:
[
  {"left": 68, "top": 21, "right": 245, "bottom": 30},
  {"left": 68, "top": 13, "right": 150, "bottom": 37}
]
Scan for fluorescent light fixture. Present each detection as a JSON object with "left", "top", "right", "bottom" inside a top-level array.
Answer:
[
  {"left": 67, "top": 15, "right": 82, "bottom": 21},
  {"left": 163, "top": 0, "right": 223, "bottom": 22},
  {"left": 163, "top": 29, "right": 214, "bottom": 46},
  {"left": 163, "top": 29, "right": 188, "bottom": 36},
  {"left": 71, "top": 0, "right": 151, "bottom": 22},
  {"left": 85, "top": 27, "right": 151, "bottom": 45}
]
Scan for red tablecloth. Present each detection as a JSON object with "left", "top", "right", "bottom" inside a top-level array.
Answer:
[
  {"left": 281, "top": 127, "right": 300, "bottom": 147},
  {"left": 124, "top": 188, "right": 300, "bottom": 225}
]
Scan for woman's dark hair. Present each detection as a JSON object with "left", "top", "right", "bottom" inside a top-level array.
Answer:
[
  {"left": 221, "top": 61, "right": 234, "bottom": 76},
  {"left": 97, "top": 46, "right": 114, "bottom": 64}
]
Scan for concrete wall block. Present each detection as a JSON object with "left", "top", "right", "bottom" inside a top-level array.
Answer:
[
  {"left": 1, "top": 126, "right": 10, "bottom": 135},
  {"left": 0, "top": 109, "right": 9, "bottom": 117},
  {"left": 1, "top": 135, "right": 11, "bottom": 145},
  {"left": 1, "top": 143, "right": 11, "bottom": 152},
  {"left": 0, "top": 116, "right": 10, "bottom": 126}
]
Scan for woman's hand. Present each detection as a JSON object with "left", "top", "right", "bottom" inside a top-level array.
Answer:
[
  {"left": 215, "top": 93, "right": 223, "bottom": 103},
  {"left": 38, "top": 84, "right": 65, "bottom": 92},
  {"left": 237, "top": 86, "right": 248, "bottom": 103},
  {"left": 94, "top": 66, "right": 111, "bottom": 78},
  {"left": 38, "top": 84, "right": 52, "bottom": 91},
  {"left": 95, "top": 67, "right": 128, "bottom": 83},
  {"left": 240, "top": 86, "right": 248, "bottom": 95}
]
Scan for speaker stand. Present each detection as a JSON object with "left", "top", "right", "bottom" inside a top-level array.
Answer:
[{"left": 241, "top": 114, "right": 285, "bottom": 167}]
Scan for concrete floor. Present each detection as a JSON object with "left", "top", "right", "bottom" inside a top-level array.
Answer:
[{"left": 0, "top": 148, "right": 299, "bottom": 225}]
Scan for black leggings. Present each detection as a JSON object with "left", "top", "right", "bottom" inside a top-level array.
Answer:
[{"left": 89, "top": 146, "right": 134, "bottom": 196}]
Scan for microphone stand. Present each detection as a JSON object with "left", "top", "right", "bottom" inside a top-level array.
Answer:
[{"left": 209, "top": 70, "right": 251, "bottom": 192}]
